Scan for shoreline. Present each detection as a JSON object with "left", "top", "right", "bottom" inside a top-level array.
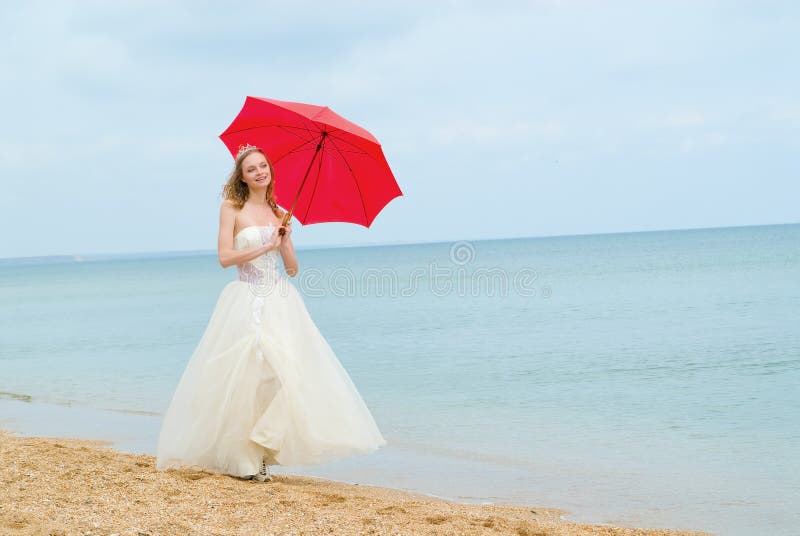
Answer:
[{"left": 0, "top": 429, "right": 712, "bottom": 536}]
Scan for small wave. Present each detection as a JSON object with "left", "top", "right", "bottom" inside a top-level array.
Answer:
[
  {"left": 0, "top": 390, "right": 33, "bottom": 402},
  {"left": 0, "top": 391, "right": 161, "bottom": 417},
  {"left": 98, "top": 407, "right": 162, "bottom": 417}
]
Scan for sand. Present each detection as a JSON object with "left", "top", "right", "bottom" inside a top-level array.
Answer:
[{"left": 0, "top": 430, "right": 712, "bottom": 536}]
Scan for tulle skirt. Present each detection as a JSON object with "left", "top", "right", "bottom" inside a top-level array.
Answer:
[{"left": 155, "top": 277, "right": 386, "bottom": 477}]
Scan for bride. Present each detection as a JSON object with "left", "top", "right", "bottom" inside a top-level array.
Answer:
[{"left": 155, "top": 145, "right": 387, "bottom": 482}]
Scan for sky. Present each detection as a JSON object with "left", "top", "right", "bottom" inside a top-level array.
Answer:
[{"left": 1, "top": 1, "right": 798, "bottom": 258}]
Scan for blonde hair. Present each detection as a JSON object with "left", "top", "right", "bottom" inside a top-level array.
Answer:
[{"left": 221, "top": 147, "right": 285, "bottom": 219}]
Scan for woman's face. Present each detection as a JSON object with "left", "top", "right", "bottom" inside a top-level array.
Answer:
[{"left": 241, "top": 152, "right": 272, "bottom": 189}]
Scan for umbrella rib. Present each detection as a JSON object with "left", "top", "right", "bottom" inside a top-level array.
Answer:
[
  {"left": 285, "top": 112, "right": 323, "bottom": 143},
  {"left": 288, "top": 145, "right": 321, "bottom": 154},
  {"left": 283, "top": 116, "right": 321, "bottom": 144},
  {"left": 321, "top": 146, "right": 371, "bottom": 155},
  {"left": 319, "top": 133, "right": 371, "bottom": 156},
  {"left": 277, "top": 125, "right": 316, "bottom": 144},
  {"left": 325, "top": 131, "right": 370, "bottom": 155},
  {"left": 325, "top": 126, "right": 347, "bottom": 139},
  {"left": 298, "top": 118, "right": 322, "bottom": 142},
  {"left": 327, "top": 136, "right": 369, "bottom": 224},
  {"left": 271, "top": 139, "right": 318, "bottom": 165}
]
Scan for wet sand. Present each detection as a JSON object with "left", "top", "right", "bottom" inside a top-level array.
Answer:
[{"left": 0, "top": 430, "right": 712, "bottom": 536}]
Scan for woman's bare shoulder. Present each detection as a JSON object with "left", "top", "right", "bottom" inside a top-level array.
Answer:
[{"left": 220, "top": 199, "right": 239, "bottom": 213}]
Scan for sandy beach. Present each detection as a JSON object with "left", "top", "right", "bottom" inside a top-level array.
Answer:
[{"left": 0, "top": 430, "right": 712, "bottom": 536}]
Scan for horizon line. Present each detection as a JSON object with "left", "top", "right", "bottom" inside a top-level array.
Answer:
[{"left": 1, "top": 220, "right": 797, "bottom": 264}]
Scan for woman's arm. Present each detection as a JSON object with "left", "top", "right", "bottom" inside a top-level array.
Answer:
[
  {"left": 279, "top": 222, "right": 299, "bottom": 277},
  {"left": 217, "top": 201, "right": 281, "bottom": 269}
]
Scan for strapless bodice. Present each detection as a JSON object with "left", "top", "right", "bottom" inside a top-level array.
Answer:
[{"left": 234, "top": 225, "right": 283, "bottom": 293}]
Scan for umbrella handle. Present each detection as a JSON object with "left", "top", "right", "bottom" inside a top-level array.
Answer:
[{"left": 278, "top": 210, "right": 292, "bottom": 236}]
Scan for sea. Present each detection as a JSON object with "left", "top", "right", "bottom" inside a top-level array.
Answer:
[{"left": 1, "top": 222, "right": 798, "bottom": 536}]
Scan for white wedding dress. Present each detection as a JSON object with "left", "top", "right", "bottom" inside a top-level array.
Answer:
[{"left": 156, "top": 225, "right": 386, "bottom": 477}]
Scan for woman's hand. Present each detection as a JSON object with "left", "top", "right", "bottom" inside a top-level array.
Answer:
[
  {"left": 264, "top": 226, "right": 283, "bottom": 252},
  {"left": 277, "top": 221, "right": 298, "bottom": 276},
  {"left": 279, "top": 221, "right": 292, "bottom": 243}
]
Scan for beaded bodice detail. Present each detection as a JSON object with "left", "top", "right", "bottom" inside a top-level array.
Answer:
[{"left": 235, "top": 225, "right": 282, "bottom": 294}]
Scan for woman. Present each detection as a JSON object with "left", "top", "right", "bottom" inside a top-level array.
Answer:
[{"left": 155, "top": 145, "right": 386, "bottom": 482}]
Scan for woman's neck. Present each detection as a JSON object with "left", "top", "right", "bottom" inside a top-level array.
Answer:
[{"left": 246, "top": 189, "right": 268, "bottom": 206}]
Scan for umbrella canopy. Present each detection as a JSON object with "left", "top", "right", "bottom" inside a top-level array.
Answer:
[{"left": 219, "top": 96, "right": 402, "bottom": 228}]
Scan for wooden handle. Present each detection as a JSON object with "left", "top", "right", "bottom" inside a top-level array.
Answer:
[{"left": 278, "top": 212, "right": 292, "bottom": 236}]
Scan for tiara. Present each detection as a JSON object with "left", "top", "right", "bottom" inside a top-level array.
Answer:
[{"left": 236, "top": 143, "right": 259, "bottom": 159}]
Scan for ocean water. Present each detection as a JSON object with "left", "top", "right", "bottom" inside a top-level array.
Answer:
[{"left": 1, "top": 223, "right": 798, "bottom": 536}]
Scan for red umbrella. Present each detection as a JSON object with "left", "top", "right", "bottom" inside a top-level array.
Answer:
[{"left": 219, "top": 96, "right": 402, "bottom": 233}]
